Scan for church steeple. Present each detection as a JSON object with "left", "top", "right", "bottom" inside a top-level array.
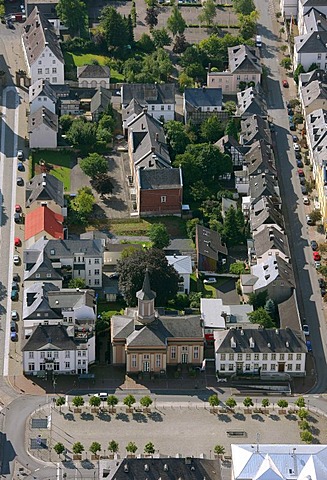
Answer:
[{"left": 136, "top": 270, "right": 156, "bottom": 324}]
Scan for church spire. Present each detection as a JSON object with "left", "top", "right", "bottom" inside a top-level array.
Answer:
[{"left": 136, "top": 269, "right": 156, "bottom": 324}]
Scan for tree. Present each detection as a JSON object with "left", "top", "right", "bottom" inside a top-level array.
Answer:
[
  {"left": 124, "top": 394, "right": 136, "bottom": 409},
  {"left": 89, "top": 396, "right": 101, "bottom": 408},
  {"left": 126, "top": 442, "right": 138, "bottom": 454},
  {"left": 71, "top": 186, "right": 95, "bottom": 217},
  {"left": 289, "top": 99, "right": 300, "bottom": 109},
  {"left": 238, "top": 11, "right": 258, "bottom": 40},
  {"left": 300, "top": 430, "right": 313, "bottom": 443},
  {"left": 224, "top": 101, "right": 237, "bottom": 115},
  {"left": 224, "top": 118, "right": 238, "bottom": 139},
  {"left": 225, "top": 397, "right": 237, "bottom": 409},
  {"left": 198, "top": 0, "right": 216, "bottom": 26},
  {"left": 152, "top": 28, "right": 172, "bottom": 48},
  {"left": 100, "top": 6, "right": 130, "bottom": 50},
  {"left": 280, "top": 57, "right": 292, "bottom": 70},
  {"left": 232, "top": 0, "right": 255, "bottom": 15},
  {"left": 262, "top": 398, "right": 270, "bottom": 409},
  {"left": 68, "top": 277, "right": 86, "bottom": 289},
  {"left": 214, "top": 445, "right": 225, "bottom": 457},
  {"left": 148, "top": 223, "right": 170, "bottom": 249},
  {"left": 243, "top": 397, "right": 254, "bottom": 408},
  {"left": 167, "top": 6, "right": 186, "bottom": 36},
  {"left": 73, "top": 442, "right": 84, "bottom": 455},
  {"left": 299, "top": 420, "right": 310, "bottom": 430},
  {"left": 173, "top": 34, "right": 188, "bottom": 54},
  {"left": 108, "top": 440, "right": 119, "bottom": 454},
  {"left": 66, "top": 119, "right": 97, "bottom": 147},
  {"left": 298, "top": 408, "right": 309, "bottom": 420},
  {"left": 264, "top": 299, "right": 276, "bottom": 319},
  {"left": 72, "top": 396, "right": 85, "bottom": 408},
  {"left": 308, "top": 62, "right": 318, "bottom": 72},
  {"left": 54, "top": 442, "right": 65, "bottom": 456},
  {"left": 200, "top": 115, "right": 224, "bottom": 143},
  {"left": 117, "top": 248, "right": 179, "bottom": 306},
  {"left": 56, "top": 396, "right": 65, "bottom": 411},
  {"left": 140, "top": 396, "right": 153, "bottom": 408},
  {"left": 137, "top": 33, "right": 156, "bottom": 53},
  {"left": 277, "top": 399, "right": 288, "bottom": 409},
  {"left": 80, "top": 153, "right": 108, "bottom": 178},
  {"left": 294, "top": 64, "right": 305, "bottom": 84},
  {"left": 164, "top": 120, "right": 190, "bottom": 158},
  {"left": 145, "top": 6, "right": 159, "bottom": 29},
  {"left": 59, "top": 114, "right": 74, "bottom": 134},
  {"left": 208, "top": 394, "right": 219, "bottom": 407},
  {"left": 309, "top": 210, "right": 322, "bottom": 223},
  {"left": 89, "top": 442, "right": 101, "bottom": 457},
  {"left": 144, "top": 441, "right": 155, "bottom": 455},
  {"left": 186, "top": 218, "right": 201, "bottom": 242},
  {"left": 221, "top": 206, "right": 245, "bottom": 247},
  {"left": 229, "top": 262, "right": 246, "bottom": 275},
  {"left": 56, "top": 0, "right": 88, "bottom": 37},
  {"left": 107, "top": 395, "right": 119, "bottom": 410},
  {"left": 248, "top": 307, "right": 275, "bottom": 328},
  {"left": 131, "top": 0, "right": 137, "bottom": 27},
  {"left": 295, "top": 397, "right": 306, "bottom": 408},
  {"left": 248, "top": 290, "right": 268, "bottom": 309},
  {"left": 90, "top": 174, "right": 114, "bottom": 197}
]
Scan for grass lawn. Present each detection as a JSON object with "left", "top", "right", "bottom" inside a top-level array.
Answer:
[
  {"left": 106, "top": 216, "right": 188, "bottom": 238},
  {"left": 97, "top": 301, "right": 125, "bottom": 317},
  {"left": 190, "top": 273, "right": 228, "bottom": 298},
  {"left": 64, "top": 51, "right": 125, "bottom": 83},
  {"left": 32, "top": 150, "right": 74, "bottom": 192}
]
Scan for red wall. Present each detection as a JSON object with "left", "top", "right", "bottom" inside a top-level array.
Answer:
[{"left": 139, "top": 188, "right": 182, "bottom": 216}]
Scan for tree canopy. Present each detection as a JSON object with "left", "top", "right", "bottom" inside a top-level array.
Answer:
[
  {"left": 200, "top": 115, "right": 224, "bottom": 143},
  {"left": 66, "top": 119, "right": 97, "bottom": 147},
  {"left": 117, "top": 248, "right": 179, "bottom": 306},
  {"left": 70, "top": 187, "right": 95, "bottom": 217},
  {"left": 90, "top": 174, "right": 114, "bottom": 197},
  {"left": 198, "top": 0, "right": 216, "bottom": 26},
  {"left": 56, "top": 0, "right": 88, "bottom": 37},
  {"left": 167, "top": 6, "right": 187, "bottom": 36},
  {"left": 152, "top": 28, "right": 172, "bottom": 48},
  {"left": 80, "top": 153, "right": 108, "bottom": 178},
  {"left": 164, "top": 120, "right": 190, "bottom": 158},
  {"left": 100, "top": 7, "right": 132, "bottom": 51},
  {"left": 232, "top": 0, "right": 256, "bottom": 15},
  {"left": 68, "top": 277, "right": 87, "bottom": 289},
  {"left": 221, "top": 206, "right": 246, "bottom": 247},
  {"left": 248, "top": 307, "right": 275, "bottom": 328},
  {"left": 148, "top": 223, "right": 170, "bottom": 249}
]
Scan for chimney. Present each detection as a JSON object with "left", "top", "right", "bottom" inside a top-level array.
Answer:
[
  {"left": 155, "top": 132, "right": 159, "bottom": 142},
  {"left": 151, "top": 146, "right": 155, "bottom": 152},
  {"left": 317, "top": 34, "right": 320, "bottom": 39}
]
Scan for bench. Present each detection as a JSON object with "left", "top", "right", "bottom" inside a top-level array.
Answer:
[{"left": 227, "top": 431, "right": 247, "bottom": 437}]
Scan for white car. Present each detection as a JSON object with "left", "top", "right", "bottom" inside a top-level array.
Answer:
[
  {"left": 303, "top": 196, "right": 310, "bottom": 205},
  {"left": 302, "top": 324, "right": 309, "bottom": 336},
  {"left": 17, "top": 150, "right": 24, "bottom": 160},
  {"left": 13, "top": 255, "right": 20, "bottom": 265},
  {"left": 293, "top": 143, "right": 300, "bottom": 151},
  {"left": 204, "top": 277, "right": 216, "bottom": 284},
  {"left": 11, "top": 310, "right": 18, "bottom": 320},
  {"left": 95, "top": 392, "right": 108, "bottom": 401},
  {"left": 315, "top": 261, "right": 321, "bottom": 269}
]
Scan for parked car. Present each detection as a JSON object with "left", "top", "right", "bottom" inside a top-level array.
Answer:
[
  {"left": 288, "top": 108, "right": 294, "bottom": 115},
  {"left": 109, "top": 273, "right": 119, "bottom": 279},
  {"left": 315, "top": 261, "right": 321, "bottom": 269},
  {"left": 95, "top": 393, "right": 108, "bottom": 401},
  {"left": 17, "top": 150, "right": 24, "bottom": 160},
  {"left": 15, "top": 204, "right": 21, "bottom": 212},
  {"left": 310, "top": 240, "right": 318, "bottom": 250},
  {"left": 293, "top": 143, "right": 300, "bottom": 151},
  {"left": 313, "top": 251, "right": 321, "bottom": 261},
  {"left": 301, "top": 185, "right": 307, "bottom": 194},
  {"left": 14, "top": 237, "right": 21, "bottom": 247},
  {"left": 6, "top": 19, "right": 14, "bottom": 29},
  {"left": 11, "top": 290, "right": 18, "bottom": 301},
  {"left": 13, "top": 255, "right": 20, "bottom": 265},
  {"left": 298, "top": 169, "right": 304, "bottom": 177},
  {"left": 303, "top": 325, "right": 309, "bottom": 336},
  {"left": 295, "top": 152, "right": 302, "bottom": 159},
  {"left": 13, "top": 273, "right": 20, "bottom": 282},
  {"left": 10, "top": 321, "right": 16, "bottom": 333},
  {"left": 17, "top": 162, "right": 24, "bottom": 172},
  {"left": 14, "top": 212, "right": 22, "bottom": 224},
  {"left": 306, "top": 215, "right": 314, "bottom": 225},
  {"left": 12, "top": 281, "right": 18, "bottom": 291},
  {"left": 17, "top": 177, "right": 23, "bottom": 186},
  {"left": 289, "top": 122, "right": 296, "bottom": 131},
  {"left": 318, "top": 278, "right": 326, "bottom": 288},
  {"left": 292, "top": 135, "right": 298, "bottom": 142},
  {"left": 10, "top": 332, "right": 17, "bottom": 342},
  {"left": 306, "top": 340, "right": 312, "bottom": 352},
  {"left": 282, "top": 79, "right": 289, "bottom": 87},
  {"left": 297, "top": 160, "right": 303, "bottom": 168},
  {"left": 204, "top": 277, "right": 217, "bottom": 284},
  {"left": 303, "top": 196, "right": 310, "bottom": 205},
  {"left": 11, "top": 310, "right": 18, "bottom": 320},
  {"left": 321, "top": 287, "right": 326, "bottom": 297}
]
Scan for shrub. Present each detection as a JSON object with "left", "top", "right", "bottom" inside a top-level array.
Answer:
[{"left": 300, "top": 430, "right": 313, "bottom": 443}]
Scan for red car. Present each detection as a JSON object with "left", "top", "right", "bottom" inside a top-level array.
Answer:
[
  {"left": 298, "top": 169, "right": 305, "bottom": 177},
  {"left": 14, "top": 237, "right": 21, "bottom": 247},
  {"left": 282, "top": 79, "right": 289, "bottom": 88},
  {"left": 313, "top": 251, "right": 321, "bottom": 261},
  {"left": 15, "top": 204, "right": 21, "bottom": 212}
]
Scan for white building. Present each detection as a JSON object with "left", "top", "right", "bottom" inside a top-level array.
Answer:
[
  {"left": 77, "top": 65, "right": 110, "bottom": 89},
  {"left": 22, "top": 7, "right": 65, "bottom": 85},
  {"left": 166, "top": 255, "right": 192, "bottom": 294},
  {"left": 232, "top": 444, "right": 327, "bottom": 480},
  {"left": 280, "top": 0, "right": 298, "bottom": 20},
  {"left": 294, "top": 31, "right": 327, "bottom": 71},
  {"left": 215, "top": 328, "right": 307, "bottom": 376},
  {"left": 22, "top": 324, "right": 95, "bottom": 375},
  {"left": 29, "top": 79, "right": 57, "bottom": 115}
]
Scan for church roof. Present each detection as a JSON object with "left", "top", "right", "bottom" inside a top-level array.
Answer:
[{"left": 136, "top": 270, "right": 156, "bottom": 301}]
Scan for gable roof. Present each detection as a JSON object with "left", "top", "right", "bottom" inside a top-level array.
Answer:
[
  {"left": 184, "top": 87, "right": 222, "bottom": 108},
  {"left": 23, "top": 282, "right": 61, "bottom": 320},
  {"left": 26, "top": 173, "right": 64, "bottom": 208},
  {"left": 249, "top": 173, "right": 280, "bottom": 201},
  {"left": 29, "top": 79, "right": 57, "bottom": 104},
  {"left": 301, "top": 79, "right": 327, "bottom": 108},
  {"left": 250, "top": 253, "right": 294, "bottom": 290},
  {"left": 253, "top": 223, "right": 290, "bottom": 258},
  {"left": 200, "top": 298, "right": 253, "bottom": 329},
  {"left": 196, "top": 224, "right": 228, "bottom": 258},
  {"left": 228, "top": 45, "right": 262, "bottom": 74},
  {"left": 25, "top": 205, "right": 64, "bottom": 241},
  {"left": 138, "top": 167, "right": 182, "bottom": 190},
  {"left": 237, "top": 88, "right": 267, "bottom": 118},
  {"left": 166, "top": 255, "right": 192, "bottom": 275},
  {"left": 250, "top": 197, "right": 284, "bottom": 231},
  {"left": 77, "top": 64, "right": 110, "bottom": 79},
  {"left": 241, "top": 115, "right": 271, "bottom": 146},
  {"left": 22, "top": 7, "right": 64, "bottom": 66},
  {"left": 122, "top": 98, "right": 144, "bottom": 124},
  {"left": 44, "top": 238, "right": 103, "bottom": 258},
  {"left": 90, "top": 87, "right": 112, "bottom": 114},
  {"left": 304, "top": 7, "right": 327, "bottom": 32},
  {"left": 244, "top": 139, "right": 275, "bottom": 176},
  {"left": 28, "top": 106, "right": 58, "bottom": 133},
  {"left": 121, "top": 83, "right": 175, "bottom": 106},
  {"left": 295, "top": 30, "right": 327, "bottom": 53},
  {"left": 22, "top": 324, "right": 77, "bottom": 351}
]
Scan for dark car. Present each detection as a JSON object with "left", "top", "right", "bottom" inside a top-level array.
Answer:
[
  {"left": 11, "top": 290, "right": 18, "bottom": 301},
  {"left": 12, "top": 281, "right": 18, "bottom": 291},
  {"left": 6, "top": 19, "right": 14, "bottom": 29},
  {"left": 318, "top": 278, "right": 325, "bottom": 288},
  {"left": 297, "top": 160, "right": 304, "bottom": 168},
  {"left": 17, "top": 177, "right": 24, "bottom": 186},
  {"left": 301, "top": 185, "right": 308, "bottom": 194},
  {"left": 311, "top": 240, "right": 318, "bottom": 250},
  {"left": 292, "top": 135, "right": 298, "bottom": 142},
  {"left": 13, "top": 272, "right": 20, "bottom": 282},
  {"left": 306, "top": 340, "right": 312, "bottom": 352},
  {"left": 10, "top": 321, "right": 16, "bottom": 333},
  {"left": 321, "top": 287, "right": 326, "bottom": 297},
  {"left": 288, "top": 108, "right": 294, "bottom": 115},
  {"left": 17, "top": 162, "right": 24, "bottom": 171},
  {"left": 300, "top": 177, "right": 306, "bottom": 185},
  {"left": 14, "top": 212, "right": 22, "bottom": 223},
  {"left": 290, "top": 123, "right": 296, "bottom": 131},
  {"left": 10, "top": 332, "right": 17, "bottom": 342},
  {"left": 295, "top": 152, "right": 302, "bottom": 159}
]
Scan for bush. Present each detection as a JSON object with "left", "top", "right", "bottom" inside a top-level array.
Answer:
[
  {"left": 299, "top": 420, "right": 309, "bottom": 430},
  {"left": 62, "top": 37, "right": 97, "bottom": 53},
  {"left": 300, "top": 430, "right": 313, "bottom": 443}
]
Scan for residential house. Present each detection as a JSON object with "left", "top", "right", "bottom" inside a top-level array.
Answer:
[
  {"left": 240, "top": 253, "right": 294, "bottom": 303},
  {"left": 207, "top": 45, "right": 262, "bottom": 94},
  {"left": 29, "top": 79, "right": 57, "bottom": 115},
  {"left": 215, "top": 328, "right": 307, "bottom": 376},
  {"left": 25, "top": 205, "right": 64, "bottom": 248},
  {"left": 57, "top": 87, "right": 96, "bottom": 117},
  {"left": 111, "top": 271, "right": 204, "bottom": 373},
  {"left": 298, "top": 0, "right": 327, "bottom": 34},
  {"left": 90, "top": 87, "right": 112, "bottom": 122},
  {"left": 201, "top": 298, "right": 254, "bottom": 342},
  {"left": 237, "top": 87, "right": 267, "bottom": 119},
  {"left": 278, "top": 291, "right": 302, "bottom": 331},
  {"left": 22, "top": 7, "right": 64, "bottom": 85},
  {"left": 103, "top": 244, "right": 142, "bottom": 273},
  {"left": 24, "top": 0, "right": 67, "bottom": 34},
  {"left": 221, "top": 197, "right": 238, "bottom": 219},
  {"left": 240, "top": 115, "right": 271, "bottom": 146},
  {"left": 77, "top": 65, "right": 110, "bottom": 89},
  {"left": 302, "top": 7, "right": 327, "bottom": 34},
  {"left": 231, "top": 444, "right": 327, "bottom": 479},
  {"left": 121, "top": 83, "right": 175, "bottom": 122},
  {"left": 22, "top": 323, "right": 95, "bottom": 375},
  {"left": 28, "top": 107, "right": 58, "bottom": 149},
  {"left": 122, "top": 99, "right": 144, "bottom": 136},
  {"left": 280, "top": 0, "right": 298, "bottom": 19},
  {"left": 299, "top": 78, "right": 327, "bottom": 115},
  {"left": 248, "top": 173, "right": 280, "bottom": 205},
  {"left": 248, "top": 223, "right": 290, "bottom": 265},
  {"left": 183, "top": 87, "right": 224, "bottom": 124},
  {"left": 166, "top": 255, "right": 192, "bottom": 294},
  {"left": 215, "top": 135, "right": 249, "bottom": 169},
  {"left": 294, "top": 30, "right": 327, "bottom": 70},
  {"left": 25, "top": 173, "right": 65, "bottom": 215},
  {"left": 195, "top": 224, "right": 228, "bottom": 272},
  {"left": 247, "top": 196, "right": 284, "bottom": 230}
]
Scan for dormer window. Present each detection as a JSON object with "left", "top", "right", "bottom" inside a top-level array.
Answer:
[{"left": 50, "top": 249, "right": 55, "bottom": 255}]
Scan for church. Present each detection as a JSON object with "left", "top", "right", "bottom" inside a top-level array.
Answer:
[{"left": 111, "top": 271, "right": 204, "bottom": 373}]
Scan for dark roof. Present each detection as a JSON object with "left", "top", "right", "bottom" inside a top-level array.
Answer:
[
  {"left": 215, "top": 328, "right": 307, "bottom": 354},
  {"left": 250, "top": 197, "right": 284, "bottom": 231},
  {"left": 249, "top": 173, "right": 280, "bottom": 201},
  {"left": 136, "top": 270, "right": 156, "bottom": 301},
  {"left": 237, "top": 88, "right": 267, "bottom": 118},
  {"left": 139, "top": 167, "right": 182, "bottom": 190},
  {"left": 300, "top": 68, "right": 327, "bottom": 86},
  {"left": 77, "top": 64, "right": 110, "bottom": 79},
  {"left": 241, "top": 115, "right": 271, "bottom": 146},
  {"left": 29, "top": 79, "right": 57, "bottom": 103},
  {"left": 26, "top": 173, "right": 64, "bottom": 207},
  {"left": 122, "top": 98, "right": 144, "bottom": 123},
  {"left": 296, "top": 30, "right": 327, "bottom": 53},
  {"left": 244, "top": 139, "right": 275, "bottom": 176},
  {"left": 110, "top": 458, "right": 222, "bottom": 480},
  {"left": 304, "top": 7, "right": 327, "bottom": 32},
  {"left": 90, "top": 87, "right": 112, "bottom": 114},
  {"left": 228, "top": 45, "right": 262, "bottom": 74},
  {"left": 121, "top": 83, "right": 175, "bottom": 106},
  {"left": 22, "top": 324, "right": 77, "bottom": 351},
  {"left": 44, "top": 239, "right": 103, "bottom": 258},
  {"left": 253, "top": 224, "right": 290, "bottom": 258},
  {"left": 196, "top": 224, "right": 228, "bottom": 258},
  {"left": 22, "top": 7, "right": 64, "bottom": 66},
  {"left": 28, "top": 106, "right": 58, "bottom": 132},
  {"left": 278, "top": 292, "right": 302, "bottom": 331},
  {"left": 184, "top": 88, "right": 222, "bottom": 108}
]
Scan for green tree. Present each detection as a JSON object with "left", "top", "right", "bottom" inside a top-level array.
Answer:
[
  {"left": 248, "top": 307, "right": 275, "bottom": 328},
  {"left": 124, "top": 394, "right": 136, "bottom": 408},
  {"left": 137, "top": 33, "right": 155, "bottom": 53},
  {"left": 72, "top": 396, "right": 85, "bottom": 408},
  {"left": 229, "top": 262, "right": 246, "bottom": 275},
  {"left": 238, "top": 11, "right": 258, "bottom": 40},
  {"left": 131, "top": 0, "right": 137, "bottom": 27},
  {"left": 140, "top": 396, "right": 153, "bottom": 408},
  {"left": 167, "top": 6, "right": 186, "bottom": 36},
  {"left": 280, "top": 57, "right": 292, "bottom": 70},
  {"left": 298, "top": 408, "right": 309, "bottom": 420},
  {"left": 90, "top": 174, "right": 114, "bottom": 197},
  {"left": 56, "top": 396, "right": 65, "bottom": 411},
  {"left": 173, "top": 34, "right": 188, "bottom": 54},
  {"left": 225, "top": 397, "right": 237, "bottom": 409},
  {"left": 89, "top": 396, "right": 101, "bottom": 408},
  {"left": 54, "top": 442, "right": 65, "bottom": 456},
  {"left": 243, "top": 397, "right": 254, "bottom": 408},
  {"left": 232, "top": 0, "right": 255, "bottom": 15},
  {"left": 71, "top": 186, "right": 95, "bottom": 217},
  {"left": 126, "top": 442, "right": 138, "bottom": 454},
  {"left": 277, "top": 399, "right": 288, "bottom": 409},
  {"left": 107, "top": 395, "right": 119, "bottom": 410},
  {"left": 300, "top": 430, "right": 313, "bottom": 443},
  {"left": 221, "top": 206, "right": 245, "bottom": 247},
  {"left": 200, "top": 115, "right": 224, "bottom": 143},
  {"left": 186, "top": 218, "right": 201, "bottom": 242},
  {"left": 198, "top": 0, "right": 216, "bottom": 26},
  {"left": 100, "top": 6, "right": 130, "bottom": 50},
  {"left": 294, "top": 64, "right": 305, "bottom": 84},
  {"left": 66, "top": 119, "right": 97, "bottom": 147},
  {"left": 224, "top": 101, "right": 237, "bottom": 115},
  {"left": 208, "top": 394, "right": 219, "bottom": 407},
  {"left": 264, "top": 298, "right": 276, "bottom": 319},
  {"left": 117, "top": 248, "right": 179, "bottom": 306},
  {"left": 56, "top": 0, "right": 88, "bottom": 36},
  {"left": 144, "top": 441, "right": 155, "bottom": 454},
  {"left": 189, "top": 291, "right": 201, "bottom": 308},
  {"left": 80, "top": 153, "right": 108, "bottom": 178},
  {"left": 295, "top": 397, "right": 306, "bottom": 408},
  {"left": 309, "top": 210, "right": 322, "bottom": 223},
  {"left": 308, "top": 62, "right": 318, "bottom": 72},
  {"left": 148, "top": 223, "right": 170, "bottom": 249},
  {"left": 299, "top": 420, "right": 310, "bottom": 430},
  {"left": 59, "top": 114, "right": 74, "bottom": 134},
  {"left": 224, "top": 118, "right": 238, "bottom": 139},
  {"left": 214, "top": 445, "right": 225, "bottom": 457},
  {"left": 145, "top": 6, "right": 159, "bottom": 29},
  {"left": 152, "top": 27, "right": 172, "bottom": 48},
  {"left": 108, "top": 440, "right": 119, "bottom": 454},
  {"left": 72, "top": 442, "right": 84, "bottom": 455},
  {"left": 89, "top": 442, "right": 101, "bottom": 457},
  {"left": 164, "top": 120, "right": 190, "bottom": 158},
  {"left": 248, "top": 290, "right": 268, "bottom": 309},
  {"left": 262, "top": 398, "right": 270, "bottom": 409},
  {"left": 68, "top": 277, "right": 86, "bottom": 289},
  {"left": 288, "top": 99, "right": 300, "bottom": 109}
]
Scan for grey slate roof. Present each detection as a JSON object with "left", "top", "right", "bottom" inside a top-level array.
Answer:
[
  {"left": 249, "top": 173, "right": 280, "bottom": 201},
  {"left": 26, "top": 173, "right": 64, "bottom": 208},
  {"left": 278, "top": 292, "right": 302, "bottom": 331},
  {"left": 253, "top": 224, "right": 290, "bottom": 258},
  {"left": 228, "top": 45, "right": 262, "bottom": 74},
  {"left": 244, "top": 139, "right": 275, "bottom": 176},
  {"left": 304, "top": 7, "right": 327, "bottom": 32},
  {"left": 24, "top": 248, "right": 62, "bottom": 282},
  {"left": 47, "top": 289, "right": 96, "bottom": 310},
  {"left": 215, "top": 328, "right": 307, "bottom": 354},
  {"left": 77, "top": 65, "right": 110, "bottom": 79},
  {"left": 22, "top": 7, "right": 64, "bottom": 66},
  {"left": 121, "top": 83, "right": 175, "bottom": 106},
  {"left": 90, "top": 87, "right": 112, "bottom": 115},
  {"left": 28, "top": 106, "right": 58, "bottom": 133},
  {"left": 23, "top": 282, "right": 61, "bottom": 320},
  {"left": 241, "top": 115, "right": 271, "bottom": 146},
  {"left": 139, "top": 167, "right": 182, "bottom": 190},
  {"left": 301, "top": 80, "right": 327, "bottom": 108},
  {"left": 184, "top": 87, "right": 222, "bottom": 108},
  {"left": 237, "top": 88, "right": 267, "bottom": 119},
  {"left": 295, "top": 30, "right": 327, "bottom": 53},
  {"left": 300, "top": 68, "right": 327, "bottom": 86},
  {"left": 196, "top": 224, "right": 228, "bottom": 258},
  {"left": 250, "top": 197, "right": 284, "bottom": 231},
  {"left": 136, "top": 270, "right": 156, "bottom": 301},
  {"left": 44, "top": 239, "right": 103, "bottom": 258},
  {"left": 22, "top": 324, "right": 77, "bottom": 351},
  {"left": 122, "top": 98, "right": 144, "bottom": 124},
  {"left": 29, "top": 79, "right": 57, "bottom": 103}
]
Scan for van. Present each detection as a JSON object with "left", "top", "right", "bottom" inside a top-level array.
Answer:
[{"left": 255, "top": 35, "right": 262, "bottom": 48}]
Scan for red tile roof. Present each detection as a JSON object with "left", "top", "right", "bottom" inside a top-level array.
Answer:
[{"left": 25, "top": 205, "right": 64, "bottom": 241}]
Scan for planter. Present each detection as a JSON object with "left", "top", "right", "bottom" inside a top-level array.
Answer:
[
  {"left": 143, "top": 408, "right": 151, "bottom": 414},
  {"left": 74, "top": 408, "right": 82, "bottom": 413},
  {"left": 127, "top": 454, "right": 135, "bottom": 458},
  {"left": 91, "top": 455, "right": 99, "bottom": 460},
  {"left": 210, "top": 408, "right": 218, "bottom": 414},
  {"left": 244, "top": 409, "right": 252, "bottom": 414},
  {"left": 73, "top": 454, "right": 82, "bottom": 460},
  {"left": 108, "top": 454, "right": 114, "bottom": 459},
  {"left": 109, "top": 408, "right": 117, "bottom": 414},
  {"left": 278, "top": 409, "right": 286, "bottom": 415},
  {"left": 126, "top": 408, "right": 133, "bottom": 413},
  {"left": 91, "top": 408, "right": 98, "bottom": 413},
  {"left": 219, "top": 408, "right": 228, "bottom": 414}
]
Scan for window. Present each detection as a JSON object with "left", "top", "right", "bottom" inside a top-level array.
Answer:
[
  {"left": 245, "top": 364, "right": 250, "bottom": 371},
  {"left": 54, "top": 363, "right": 60, "bottom": 371},
  {"left": 254, "top": 354, "right": 259, "bottom": 360},
  {"left": 237, "top": 75, "right": 241, "bottom": 80},
  {"left": 46, "top": 273, "right": 51, "bottom": 278},
  {"left": 161, "top": 105, "right": 164, "bottom": 110},
  {"left": 271, "top": 364, "right": 276, "bottom": 371},
  {"left": 38, "top": 60, "right": 42, "bottom": 65},
  {"left": 37, "top": 98, "right": 42, "bottom": 102},
  {"left": 156, "top": 354, "right": 161, "bottom": 367},
  {"left": 262, "top": 364, "right": 267, "bottom": 371},
  {"left": 296, "top": 354, "right": 301, "bottom": 360},
  {"left": 49, "top": 52, "right": 52, "bottom": 57},
  {"left": 221, "top": 354, "right": 226, "bottom": 361},
  {"left": 237, "top": 353, "right": 242, "bottom": 361},
  {"left": 78, "top": 351, "right": 82, "bottom": 357},
  {"left": 246, "top": 353, "right": 251, "bottom": 360},
  {"left": 53, "top": 77, "right": 57, "bottom": 83},
  {"left": 47, "top": 352, "right": 52, "bottom": 358},
  {"left": 131, "top": 355, "right": 137, "bottom": 368},
  {"left": 288, "top": 354, "right": 293, "bottom": 360},
  {"left": 89, "top": 270, "right": 91, "bottom": 276},
  {"left": 143, "top": 354, "right": 150, "bottom": 360},
  {"left": 194, "top": 346, "right": 199, "bottom": 359},
  {"left": 220, "top": 364, "right": 225, "bottom": 371},
  {"left": 95, "top": 269, "right": 100, "bottom": 275},
  {"left": 287, "top": 364, "right": 292, "bottom": 371},
  {"left": 254, "top": 363, "right": 259, "bottom": 370},
  {"left": 318, "top": 53, "right": 322, "bottom": 60},
  {"left": 45, "top": 68, "right": 49, "bottom": 74},
  {"left": 94, "top": 259, "right": 100, "bottom": 264},
  {"left": 52, "top": 60, "right": 56, "bottom": 64},
  {"left": 171, "top": 346, "right": 176, "bottom": 359},
  {"left": 37, "top": 69, "right": 42, "bottom": 74},
  {"left": 229, "top": 353, "right": 234, "bottom": 361},
  {"left": 161, "top": 196, "right": 166, "bottom": 203},
  {"left": 40, "top": 352, "right": 45, "bottom": 359},
  {"left": 82, "top": 351, "right": 86, "bottom": 357},
  {"left": 28, "top": 364, "right": 35, "bottom": 371},
  {"left": 65, "top": 351, "right": 70, "bottom": 358},
  {"left": 65, "top": 362, "right": 70, "bottom": 368},
  {"left": 52, "top": 68, "right": 57, "bottom": 73},
  {"left": 89, "top": 259, "right": 92, "bottom": 264},
  {"left": 228, "top": 364, "right": 234, "bottom": 371},
  {"left": 29, "top": 352, "right": 34, "bottom": 359},
  {"left": 151, "top": 105, "right": 155, "bottom": 110},
  {"left": 50, "top": 249, "right": 55, "bottom": 255},
  {"left": 94, "top": 279, "right": 100, "bottom": 285},
  {"left": 53, "top": 352, "right": 59, "bottom": 359},
  {"left": 68, "top": 317, "right": 73, "bottom": 323},
  {"left": 40, "top": 364, "right": 46, "bottom": 370},
  {"left": 271, "top": 354, "right": 276, "bottom": 360},
  {"left": 168, "top": 105, "right": 171, "bottom": 110},
  {"left": 78, "top": 360, "right": 81, "bottom": 365},
  {"left": 296, "top": 364, "right": 301, "bottom": 371},
  {"left": 280, "top": 354, "right": 285, "bottom": 361},
  {"left": 263, "top": 354, "right": 268, "bottom": 360}
]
